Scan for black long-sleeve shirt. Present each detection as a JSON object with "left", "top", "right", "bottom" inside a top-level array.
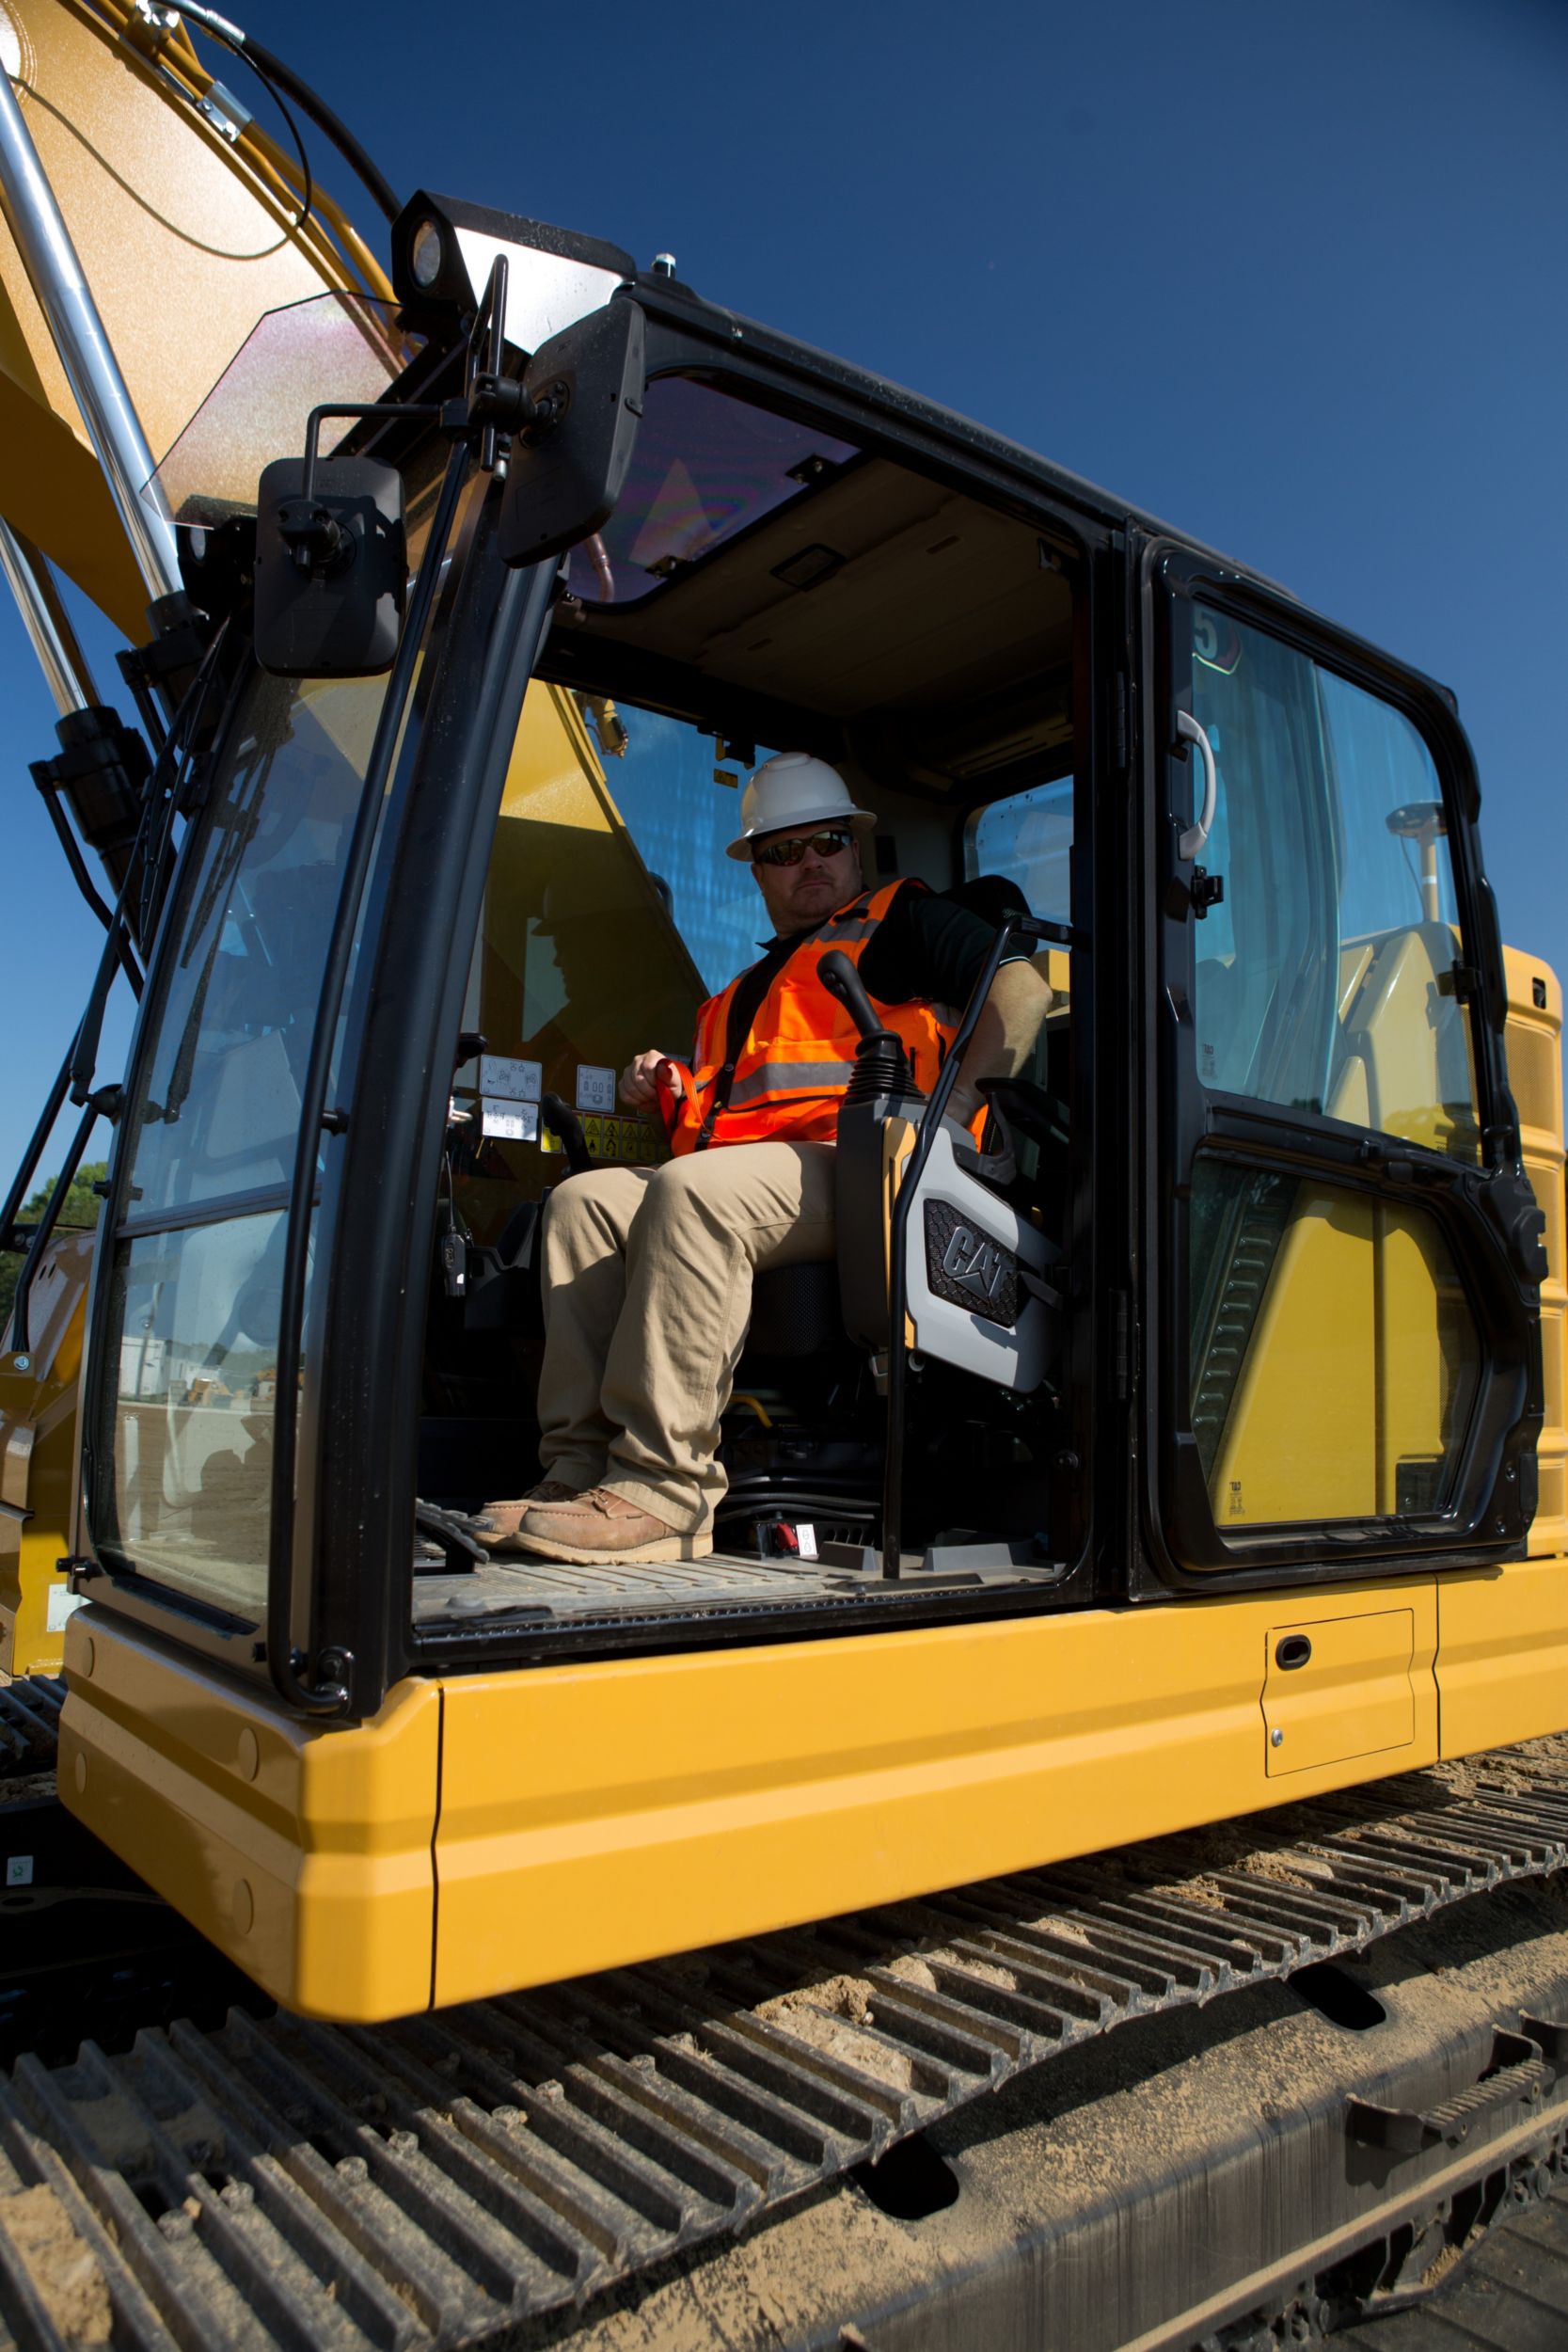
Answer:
[{"left": 721, "top": 878, "right": 1025, "bottom": 1061}]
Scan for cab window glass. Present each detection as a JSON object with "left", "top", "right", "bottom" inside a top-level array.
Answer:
[
  {"left": 1189, "top": 1155, "right": 1481, "bottom": 1531},
  {"left": 1189, "top": 608, "right": 1480, "bottom": 1162},
  {"left": 103, "top": 1211, "right": 287, "bottom": 1614},
  {"left": 121, "top": 670, "right": 386, "bottom": 1216},
  {"left": 584, "top": 704, "right": 775, "bottom": 991},
  {"left": 966, "top": 775, "right": 1072, "bottom": 923},
  {"left": 449, "top": 690, "right": 728, "bottom": 1245},
  {"left": 563, "top": 379, "right": 857, "bottom": 606}
]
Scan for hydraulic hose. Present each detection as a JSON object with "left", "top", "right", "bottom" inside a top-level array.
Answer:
[{"left": 153, "top": 1, "right": 402, "bottom": 225}]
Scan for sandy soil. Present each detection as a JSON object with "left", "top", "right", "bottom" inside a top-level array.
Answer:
[{"left": 0, "top": 2184, "right": 111, "bottom": 2342}]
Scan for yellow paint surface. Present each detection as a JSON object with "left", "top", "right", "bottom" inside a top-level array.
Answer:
[
  {"left": 431, "top": 1580, "right": 1440, "bottom": 2008},
  {"left": 1, "top": 0, "right": 387, "bottom": 631},
  {"left": 0, "top": 1231, "right": 92, "bottom": 1675},
  {"left": 1503, "top": 948, "right": 1566, "bottom": 1558},
  {"left": 1436, "top": 1557, "right": 1568, "bottom": 1760},
  {"left": 64, "top": 1548, "right": 1568, "bottom": 2026},
  {"left": 1262, "top": 1609, "right": 1416, "bottom": 1776},
  {"left": 60, "top": 1612, "right": 439, "bottom": 2019}
]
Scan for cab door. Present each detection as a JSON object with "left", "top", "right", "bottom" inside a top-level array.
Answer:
[{"left": 1137, "top": 544, "right": 1544, "bottom": 1588}]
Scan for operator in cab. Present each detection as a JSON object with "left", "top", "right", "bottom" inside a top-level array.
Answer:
[{"left": 488, "top": 754, "right": 1052, "bottom": 1565}]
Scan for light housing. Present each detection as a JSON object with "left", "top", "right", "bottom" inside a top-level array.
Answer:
[{"left": 389, "top": 191, "right": 635, "bottom": 342}]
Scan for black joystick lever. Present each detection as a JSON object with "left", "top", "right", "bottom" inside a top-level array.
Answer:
[
  {"left": 541, "top": 1090, "right": 594, "bottom": 1174},
  {"left": 819, "top": 949, "right": 890, "bottom": 1041},
  {"left": 820, "top": 949, "right": 922, "bottom": 1102}
]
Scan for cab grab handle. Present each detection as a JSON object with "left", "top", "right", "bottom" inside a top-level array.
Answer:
[{"left": 1177, "top": 709, "right": 1217, "bottom": 862}]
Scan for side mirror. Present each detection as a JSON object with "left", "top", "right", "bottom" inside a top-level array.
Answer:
[
  {"left": 497, "top": 299, "right": 645, "bottom": 570},
  {"left": 253, "top": 453, "right": 406, "bottom": 677}
]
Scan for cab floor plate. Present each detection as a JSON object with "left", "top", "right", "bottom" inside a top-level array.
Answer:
[
  {"left": 5, "top": 1742, "right": 1568, "bottom": 2348},
  {"left": 412, "top": 1549, "right": 873, "bottom": 1625}
]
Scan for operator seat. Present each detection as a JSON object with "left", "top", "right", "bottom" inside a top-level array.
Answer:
[{"left": 738, "top": 875, "right": 1044, "bottom": 1366}]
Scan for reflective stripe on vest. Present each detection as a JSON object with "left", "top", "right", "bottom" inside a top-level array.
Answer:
[
  {"left": 669, "top": 881, "right": 958, "bottom": 1155},
  {"left": 727, "top": 1059, "right": 858, "bottom": 1106}
]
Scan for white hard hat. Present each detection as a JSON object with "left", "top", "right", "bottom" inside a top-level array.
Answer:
[{"left": 725, "top": 753, "right": 876, "bottom": 862}]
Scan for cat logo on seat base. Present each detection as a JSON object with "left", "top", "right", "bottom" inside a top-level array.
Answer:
[{"left": 926, "top": 1201, "right": 1020, "bottom": 1327}]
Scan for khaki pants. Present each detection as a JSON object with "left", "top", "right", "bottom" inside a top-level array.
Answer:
[{"left": 538, "top": 1141, "right": 837, "bottom": 1533}]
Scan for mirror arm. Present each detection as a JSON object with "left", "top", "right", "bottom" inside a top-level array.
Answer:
[
  {"left": 280, "top": 401, "right": 440, "bottom": 573},
  {"left": 466, "top": 253, "right": 523, "bottom": 472}
]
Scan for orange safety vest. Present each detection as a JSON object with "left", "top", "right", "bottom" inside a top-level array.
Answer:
[{"left": 668, "top": 882, "right": 962, "bottom": 1154}]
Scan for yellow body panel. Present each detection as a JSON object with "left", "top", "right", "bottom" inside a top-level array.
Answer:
[
  {"left": 60, "top": 1614, "right": 438, "bottom": 2019},
  {"left": 1504, "top": 949, "right": 1567, "bottom": 1557},
  {"left": 430, "top": 1581, "right": 1439, "bottom": 2005},
  {"left": 62, "top": 1575, "right": 1445, "bottom": 2020},
  {"left": 1435, "top": 1556, "right": 1568, "bottom": 1758},
  {"left": 0, "top": 1230, "right": 92, "bottom": 1674},
  {"left": 1262, "top": 1608, "right": 1415, "bottom": 1776}
]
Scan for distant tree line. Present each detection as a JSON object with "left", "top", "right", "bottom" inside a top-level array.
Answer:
[{"left": 0, "top": 1165, "right": 106, "bottom": 1336}]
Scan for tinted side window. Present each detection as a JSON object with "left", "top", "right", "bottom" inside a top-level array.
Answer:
[{"left": 1190, "top": 609, "right": 1480, "bottom": 1163}]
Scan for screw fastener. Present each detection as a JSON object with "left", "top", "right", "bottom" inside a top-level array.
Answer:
[{"left": 1271, "top": 1727, "right": 1285, "bottom": 1748}]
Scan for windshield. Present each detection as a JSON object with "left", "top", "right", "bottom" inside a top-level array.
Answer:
[
  {"left": 90, "top": 666, "right": 390, "bottom": 1618},
  {"left": 88, "top": 451, "right": 447, "bottom": 1623}
]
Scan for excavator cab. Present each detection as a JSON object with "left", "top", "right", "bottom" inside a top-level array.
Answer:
[{"left": 44, "top": 194, "right": 1561, "bottom": 2021}]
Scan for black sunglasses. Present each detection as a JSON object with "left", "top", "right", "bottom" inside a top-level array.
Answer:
[{"left": 752, "top": 828, "right": 854, "bottom": 868}]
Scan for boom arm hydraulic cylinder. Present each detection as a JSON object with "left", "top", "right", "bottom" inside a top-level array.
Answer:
[{"left": 0, "top": 65, "right": 179, "bottom": 605}]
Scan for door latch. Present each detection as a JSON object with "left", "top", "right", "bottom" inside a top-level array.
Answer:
[
  {"left": 1190, "top": 866, "right": 1225, "bottom": 918},
  {"left": 439, "top": 1231, "right": 467, "bottom": 1297}
]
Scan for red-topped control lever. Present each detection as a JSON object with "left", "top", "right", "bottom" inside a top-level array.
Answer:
[{"left": 653, "top": 1057, "right": 696, "bottom": 1137}]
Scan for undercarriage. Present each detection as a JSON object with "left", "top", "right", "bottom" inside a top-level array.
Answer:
[{"left": 8, "top": 1692, "right": 1568, "bottom": 2349}]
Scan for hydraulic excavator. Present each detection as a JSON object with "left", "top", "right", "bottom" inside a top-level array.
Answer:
[{"left": 0, "top": 3, "right": 1567, "bottom": 2345}]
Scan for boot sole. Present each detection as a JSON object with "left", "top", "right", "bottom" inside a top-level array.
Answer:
[{"left": 502, "top": 1529, "right": 714, "bottom": 1566}]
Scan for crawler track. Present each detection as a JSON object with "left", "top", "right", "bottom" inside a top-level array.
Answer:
[
  {"left": 0, "top": 1682, "right": 63, "bottom": 1783},
  {"left": 4, "top": 1743, "right": 1568, "bottom": 2347}
]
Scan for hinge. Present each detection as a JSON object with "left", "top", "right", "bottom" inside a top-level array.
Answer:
[{"left": 1112, "top": 1291, "right": 1132, "bottom": 1400}]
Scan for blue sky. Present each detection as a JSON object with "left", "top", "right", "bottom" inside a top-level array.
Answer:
[{"left": 3, "top": 0, "right": 1564, "bottom": 1182}]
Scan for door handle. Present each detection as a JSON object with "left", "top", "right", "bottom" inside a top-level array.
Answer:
[{"left": 1177, "top": 710, "right": 1216, "bottom": 861}]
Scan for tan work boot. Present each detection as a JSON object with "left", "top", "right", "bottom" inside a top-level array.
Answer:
[
  {"left": 509, "top": 1486, "right": 713, "bottom": 1565},
  {"left": 480, "top": 1480, "right": 582, "bottom": 1548}
]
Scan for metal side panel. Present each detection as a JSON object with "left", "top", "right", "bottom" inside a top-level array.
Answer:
[
  {"left": 8, "top": 1748, "right": 1568, "bottom": 2345},
  {"left": 0, "top": 1231, "right": 92, "bottom": 1680},
  {"left": 57, "top": 1617, "right": 440, "bottom": 2020},
  {"left": 432, "top": 1577, "right": 1439, "bottom": 2005},
  {"left": 1438, "top": 1555, "right": 1568, "bottom": 1760},
  {"left": 1501, "top": 944, "right": 1566, "bottom": 1564}
]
